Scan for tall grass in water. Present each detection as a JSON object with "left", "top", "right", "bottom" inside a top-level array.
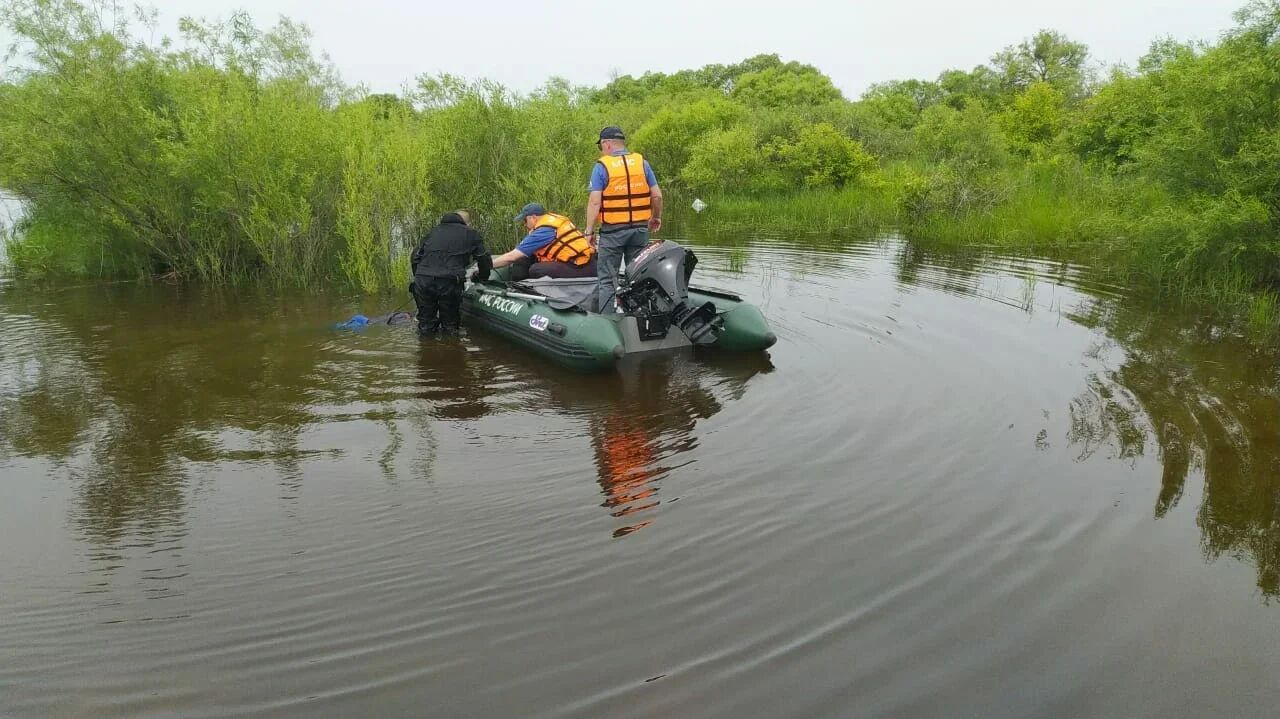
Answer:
[
  {"left": 895, "top": 159, "right": 1116, "bottom": 249},
  {"left": 682, "top": 160, "right": 1112, "bottom": 251},
  {"left": 692, "top": 186, "right": 898, "bottom": 238},
  {"left": 678, "top": 157, "right": 1280, "bottom": 342},
  {"left": 1247, "top": 292, "right": 1279, "bottom": 342},
  {"left": 0, "top": 222, "right": 10, "bottom": 272},
  {"left": 725, "top": 247, "right": 748, "bottom": 273}
]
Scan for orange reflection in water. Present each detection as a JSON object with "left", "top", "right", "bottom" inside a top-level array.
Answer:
[
  {"left": 579, "top": 354, "right": 773, "bottom": 538},
  {"left": 594, "top": 418, "right": 665, "bottom": 537}
]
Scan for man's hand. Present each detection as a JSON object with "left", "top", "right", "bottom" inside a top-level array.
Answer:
[
  {"left": 647, "top": 217, "right": 662, "bottom": 233},
  {"left": 585, "top": 230, "right": 597, "bottom": 248}
]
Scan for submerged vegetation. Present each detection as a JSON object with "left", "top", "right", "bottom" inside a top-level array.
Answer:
[{"left": 1, "top": 0, "right": 1280, "bottom": 334}]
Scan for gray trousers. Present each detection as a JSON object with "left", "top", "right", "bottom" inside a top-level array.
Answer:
[{"left": 594, "top": 225, "right": 649, "bottom": 312}]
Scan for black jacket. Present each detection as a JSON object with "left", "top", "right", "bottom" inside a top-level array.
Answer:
[{"left": 411, "top": 213, "right": 492, "bottom": 280}]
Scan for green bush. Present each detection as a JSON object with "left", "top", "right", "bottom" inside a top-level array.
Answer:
[
  {"left": 1125, "top": 192, "right": 1277, "bottom": 286},
  {"left": 679, "top": 125, "right": 783, "bottom": 195},
  {"left": 913, "top": 104, "right": 1011, "bottom": 171},
  {"left": 775, "top": 123, "right": 878, "bottom": 189},
  {"left": 336, "top": 105, "right": 433, "bottom": 292},
  {"left": 731, "top": 62, "right": 843, "bottom": 107},
  {"left": 999, "top": 82, "right": 1066, "bottom": 156},
  {"left": 1069, "top": 69, "right": 1159, "bottom": 168},
  {"left": 897, "top": 164, "right": 1008, "bottom": 220},
  {"left": 632, "top": 99, "right": 743, "bottom": 185}
]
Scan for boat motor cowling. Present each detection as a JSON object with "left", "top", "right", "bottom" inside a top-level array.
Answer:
[{"left": 616, "top": 241, "right": 722, "bottom": 344}]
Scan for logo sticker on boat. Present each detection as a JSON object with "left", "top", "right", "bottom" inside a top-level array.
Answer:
[
  {"left": 529, "top": 314, "right": 549, "bottom": 331},
  {"left": 478, "top": 294, "right": 523, "bottom": 315}
]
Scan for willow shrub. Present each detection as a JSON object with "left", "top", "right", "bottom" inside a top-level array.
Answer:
[
  {"left": 0, "top": 3, "right": 350, "bottom": 285},
  {"left": 337, "top": 106, "right": 434, "bottom": 292}
]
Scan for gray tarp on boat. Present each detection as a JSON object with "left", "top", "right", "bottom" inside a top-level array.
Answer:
[{"left": 510, "top": 278, "right": 599, "bottom": 312}]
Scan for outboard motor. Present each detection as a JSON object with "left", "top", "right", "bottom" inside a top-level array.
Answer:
[{"left": 616, "top": 241, "right": 722, "bottom": 344}]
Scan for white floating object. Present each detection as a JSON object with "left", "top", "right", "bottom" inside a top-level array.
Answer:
[{"left": 692, "top": 198, "right": 707, "bottom": 214}]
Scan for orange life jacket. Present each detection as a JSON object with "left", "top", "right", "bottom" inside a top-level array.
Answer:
[
  {"left": 596, "top": 151, "right": 653, "bottom": 226},
  {"left": 532, "top": 213, "right": 595, "bottom": 266}
]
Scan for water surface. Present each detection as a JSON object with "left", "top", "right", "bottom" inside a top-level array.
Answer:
[{"left": 2, "top": 235, "right": 1278, "bottom": 718}]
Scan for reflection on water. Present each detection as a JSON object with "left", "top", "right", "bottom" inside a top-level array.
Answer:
[
  {"left": 0, "top": 283, "right": 768, "bottom": 552},
  {"left": 547, "top": 355, "right": 772, "bottom": 537},
  {"left": 0, "top": 288, "right": 332, "bottom": 556},
  {"left": 3, "top": 234, "right": 1280, "bottom": 717},
  {"left": 411, "top": 337, "right": 772, "bottom": 537},
  {"left": 414, "top": 339, "right": 499, "bottom": 421},
  {"left": 1062, "top": 297, "right": 1280, "bottom": 597},
  {"left": 888, "top": 237, "right": 1280, "bottom": 599},
  {"left": 692, "top": 231, "right": 1280, "bottom": 601}
]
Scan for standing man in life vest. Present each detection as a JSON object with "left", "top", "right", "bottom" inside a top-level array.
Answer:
[
  {"left": 582, "top": 126, "right": 663, "bottom": 312},
  {"left": 489, "top": 203, "right": 597, "bottom": 281}
]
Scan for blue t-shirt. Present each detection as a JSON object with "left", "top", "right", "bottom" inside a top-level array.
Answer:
[
  {"left": 589, "top": 150, "right": 658, "bottom": 192},
  {"left": 515, "top": 226, "right": 557, "bottom": 256}
]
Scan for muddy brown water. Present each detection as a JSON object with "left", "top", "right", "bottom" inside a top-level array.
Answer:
[{"left": 2, "top": 236, "right": 1278, "bottom": 718}]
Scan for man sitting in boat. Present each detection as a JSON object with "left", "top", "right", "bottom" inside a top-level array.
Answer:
[{"left": 488, "top": 203, "right": 597, "bottom": 281}]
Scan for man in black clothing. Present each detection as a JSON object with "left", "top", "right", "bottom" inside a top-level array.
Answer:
[{"left": 410, "top": 210, "right": 492, "bottom": 336}]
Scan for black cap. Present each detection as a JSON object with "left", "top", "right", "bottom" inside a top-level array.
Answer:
[{"left": 598, "top": 126, "right": 625, "bottom": 141}]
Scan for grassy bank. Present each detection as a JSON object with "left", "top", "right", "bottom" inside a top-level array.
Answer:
[{"left": 690, "top": 158, "right": 1280, "bottom": 341}]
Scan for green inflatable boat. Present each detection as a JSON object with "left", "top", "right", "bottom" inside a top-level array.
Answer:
[{"left": 461, "top": 240, "right": 776, "bottom": 371}]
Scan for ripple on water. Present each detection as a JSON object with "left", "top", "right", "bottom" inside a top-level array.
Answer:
[{"left": 3, "top": 236, "right": 1280, "bottom": 718}]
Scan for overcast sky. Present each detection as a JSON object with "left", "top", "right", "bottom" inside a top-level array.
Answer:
[{"left": 4, "top": 0, "right": 1248, "bottom": 96}]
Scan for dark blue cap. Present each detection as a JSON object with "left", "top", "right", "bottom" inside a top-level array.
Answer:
[
  {"left": 513, "top": 202, "right": 546, "bottom": 221},
  {"left": 598, "top": 126, "right": 625, "bottom": 141}
]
